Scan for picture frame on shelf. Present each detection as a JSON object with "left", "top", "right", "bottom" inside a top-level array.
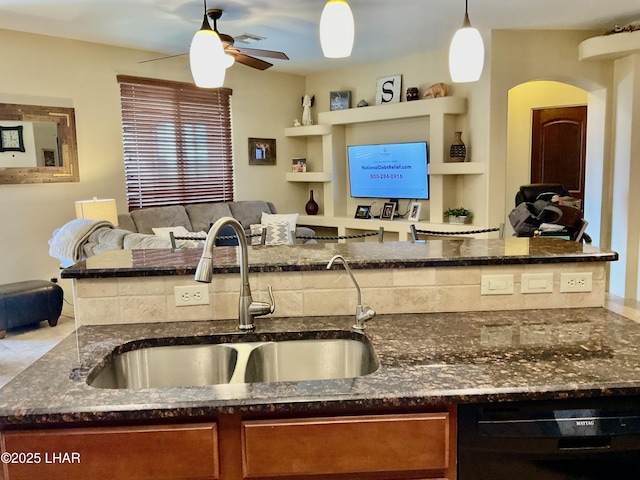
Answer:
[
  {"left": 248, "top": 138, "right": 277, "bottom": 165},
  {"left": 408, "top": 202, "right": 422, "bottom": 221},
  {"left": 292, "top": 158, "right": 307, "bottom": 172},
  {"left": 354, "top": 205, "right": 372, "bottom": 219},
  {"left": 375, "top": 75, "right": 401, "bottom": 105},
  {"left": 330, "top": 90, "right": 351, "bottom": 111},
  {"left": 381, "top": 202, "right": 396, "bottom": 220}
]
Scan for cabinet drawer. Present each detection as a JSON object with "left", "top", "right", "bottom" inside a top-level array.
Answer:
[
  {"left": 241, "top": 413, "right": 450, "bottom": 478},
  {"left": 1, "top": 423, "right": 219, "bottom": 480}
]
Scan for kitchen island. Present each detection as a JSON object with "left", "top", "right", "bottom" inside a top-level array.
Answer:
[
  {"left": 0, "top": 238, "right": 626, "bottom": 479},
  {"left": 1, "top": 307, "right": 640, "bottom": 479}
]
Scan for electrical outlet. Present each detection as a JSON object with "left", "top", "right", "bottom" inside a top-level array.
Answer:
[
  {"left": 560, "top": 272, "right": 593, "bottom": 293},
  {"left": 174, "top": 285, "right": 210, "bottom": 306}
]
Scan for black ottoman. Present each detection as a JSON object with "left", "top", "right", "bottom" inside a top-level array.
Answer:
[{"left": 0, "top": 281, "right": 64, "bottom": 339}]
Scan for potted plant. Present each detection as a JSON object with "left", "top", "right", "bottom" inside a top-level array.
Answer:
[{"left": 444, "top": 207, "right": 472, "bottom": 224}]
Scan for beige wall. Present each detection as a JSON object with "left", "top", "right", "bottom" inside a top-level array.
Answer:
[
  {"left": 488, "top": 30, "right": 613, "bottom": 235},
  {"left": 0, "top": 29, "right": 305, "bottom": 309}
]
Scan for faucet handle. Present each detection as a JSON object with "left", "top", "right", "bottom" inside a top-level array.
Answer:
[{"left": 248, "top": 285, "right": 275, "bottom": 317}]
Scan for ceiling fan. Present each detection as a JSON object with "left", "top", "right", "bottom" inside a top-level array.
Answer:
[{"left": 141, "top": 8, "right": 289, "bottom": 71}]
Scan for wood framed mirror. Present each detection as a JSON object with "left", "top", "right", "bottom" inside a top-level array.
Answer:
[{"left": 0, "top": 103, "right": 79, "bottom": 184}]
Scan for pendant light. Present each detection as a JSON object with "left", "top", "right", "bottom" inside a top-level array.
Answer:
[
  {"left": 448, "top": 0, "right": 485, "bottom": 83},
  {"left": 190, "top": 0, "right": 227, "bottom": 88},
  {"left": 319, "top": 0, "right": 355, "bottom": 58}
]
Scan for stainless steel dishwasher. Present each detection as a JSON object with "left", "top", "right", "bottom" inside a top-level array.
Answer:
[{"left": 458, "top": 397, "right": 640, "bottom": 479}]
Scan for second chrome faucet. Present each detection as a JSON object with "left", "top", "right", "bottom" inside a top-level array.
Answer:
[{"left": 326, "top": 254, "right": 376, "bottom": 330}]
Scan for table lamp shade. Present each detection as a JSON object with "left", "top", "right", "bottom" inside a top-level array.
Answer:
[{"left": 75, "top": 198, "right": 118, "bottom": 225}]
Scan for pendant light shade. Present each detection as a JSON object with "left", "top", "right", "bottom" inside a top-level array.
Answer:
[
  {"left": 319, "top": 0, "right": 355, "bottom": 58},
  {"left": 448, "top": 0, "right": 485, "bottom": 83},
  {"left": 189, "top": 4, "right": 228, "bottom": 88}
]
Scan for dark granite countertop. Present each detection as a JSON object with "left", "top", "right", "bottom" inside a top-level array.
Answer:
[
  {"left": 61, "top": 238, "right": 618, "bottom": 278},
  {"left": 2, "top": 307, "right": 640, "bottom": 427}
]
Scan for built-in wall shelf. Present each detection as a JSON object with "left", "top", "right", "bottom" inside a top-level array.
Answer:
[
  {"left": 284, "top": 95, "right": 485, "bottom": 225},
  {"left": 428, "top": 162, "right": 485, "bottom": 175},
  {"left": 285, "top": 125, "right": 332, "bottom": 137},
  {"left": 318, "top": 96, "right": 467, "bottom": 126},
  {"left": 286, "top": 172, "right": 333, "bottom": 183}
]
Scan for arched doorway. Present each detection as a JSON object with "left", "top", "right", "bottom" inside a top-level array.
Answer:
[{"left": 504, "top": 80, "right": 606, "bottom": 244}]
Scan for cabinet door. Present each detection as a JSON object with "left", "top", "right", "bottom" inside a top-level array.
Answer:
[
  {"left": 241, "top": 412, "right": 450, "bottom": 478},
  {"left": 1, "top": 423, "right": 219, "bottom": 480}
]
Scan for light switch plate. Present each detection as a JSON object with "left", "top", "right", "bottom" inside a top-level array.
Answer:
[
  {"left": 521, "top": 273, "right": 554, "bottom": 294},
  {"left": 481, "top": 274, "right": 514, "bottom": 295}
]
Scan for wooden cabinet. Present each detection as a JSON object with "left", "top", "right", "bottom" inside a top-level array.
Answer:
[
  {"left": 0, "top": 423, "right": 219, "bottom": 480},
  {"left": 0, "top": 409, "right": 456, "bottom": 480},
  {"left": 241, "top": 412, "right": 454, "bottom": 479}
]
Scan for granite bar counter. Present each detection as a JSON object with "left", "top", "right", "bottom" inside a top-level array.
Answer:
[
  {"left": 61, "top": 238, "right": 618, "bottom": 279},
  {"left": 1, "top": 307, "right": 640, "bottom": 426},
  {"left": 59, "top": 238, "right": 618, "bottom": 326}
]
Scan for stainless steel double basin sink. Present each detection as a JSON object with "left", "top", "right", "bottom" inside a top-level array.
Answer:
[{"left": 88, "top": 333, "right": 378, "bottom": 389}]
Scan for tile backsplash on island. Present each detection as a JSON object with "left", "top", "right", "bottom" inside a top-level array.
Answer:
[{"left": 72, "top": 263, "right": 606, "bottom": 326}]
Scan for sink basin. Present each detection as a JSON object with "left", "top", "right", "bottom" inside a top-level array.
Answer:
[
  {"left": 88, "top": 344, "right": 238, "bottom": 389},
  {"left": 244, "top": 339, "right": 378, "bottom": 383},
  {"left": 87, "top": 334, "right": 378, "bottom": 389}
]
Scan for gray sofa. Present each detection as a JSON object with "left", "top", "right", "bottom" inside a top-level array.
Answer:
[{"left": 49, "top": 200, "right": 315, "bottom": 267}]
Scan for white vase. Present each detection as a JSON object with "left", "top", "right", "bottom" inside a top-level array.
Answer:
[{"left": 449, "top": 215, "right": 467, "bottom": 224}]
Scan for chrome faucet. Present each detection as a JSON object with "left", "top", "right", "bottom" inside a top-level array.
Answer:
[
  {"left": 195, "top": 217, "right": 274, "bottom": 330},
  {"left": 326, "top": 254, "right": 376, "bottom": 330}
]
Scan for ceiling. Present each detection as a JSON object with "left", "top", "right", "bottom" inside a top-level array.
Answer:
[{"left": 1, "top": 0, "right": 639, "bottom": 75}]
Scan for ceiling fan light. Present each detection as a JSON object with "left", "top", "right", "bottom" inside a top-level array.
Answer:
[
  {"left": 190, "top": 27, "right": 227, "bottom": 88},
  {"left": 448, "top": 6, "right": 485, "bottom": 83},
  {"left": 320, "top": 0, "right": 355, "bottom": 58}
]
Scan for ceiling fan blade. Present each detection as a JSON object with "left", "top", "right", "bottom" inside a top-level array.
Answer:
[
  {"left": 139, "top": 52, "right": 188, "bottom": 64},
  {"left": 232, "top": 53, "right": 273, "bottom": 70},
  {"left": 231, "top": 47, "right": 289, "bottom": 60}
]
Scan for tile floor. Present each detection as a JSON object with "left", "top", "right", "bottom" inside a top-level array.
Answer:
[
  {"left": 0, "top": 314, "right": 76, "bottom": 388},
  {"left": 1, "top": 294, "right": 639, "bottom": 390}
]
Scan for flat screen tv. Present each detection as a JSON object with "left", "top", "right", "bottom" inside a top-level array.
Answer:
[{"left": 347, "top": 141, "right": 429, "bottom": 199}]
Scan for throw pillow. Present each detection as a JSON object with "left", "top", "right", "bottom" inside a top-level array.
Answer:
[
  {"left": 250, "top": 222, "right": 292, "bottom": 245},
  {"left": 249, "top": 224, "right": 266, "bottom": 245},
  {"left": 261, "top": 213, "right": 298, "bottom": 236},
  {"left": 152, "top": 226, "right": 191, "bottom": 238}
]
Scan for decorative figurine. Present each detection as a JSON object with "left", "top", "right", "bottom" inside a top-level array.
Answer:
[
  {"left": 293, "top": 119, "right": 301, "bottom": 127},
  {"left": 423, "top": 82, "right": 449, "bottom": 99},
  {"left": 406, "top": 87, "right": 420, "bottom": 101},
  {"left": 301, "top": 95, "right": 315, "bottom": 126}
]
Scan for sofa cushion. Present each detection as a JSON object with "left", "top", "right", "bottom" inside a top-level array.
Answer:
[
  {"left": 228, "top": 201, "right": 275, "bottom": 229},
  {"left": 185, "top": 203, "right": 233, "bottom": 233},
  {"left": 130, "top": 206, "right": 192, "bottom": 235},
  {"left": 117, "top": 213, "right": 137, "bottom": 232}
]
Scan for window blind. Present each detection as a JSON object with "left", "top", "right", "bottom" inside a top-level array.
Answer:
[{"left": 117, "top": 75, "right": 234, "bottom": 210}]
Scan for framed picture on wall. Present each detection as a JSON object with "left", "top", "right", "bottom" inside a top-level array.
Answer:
[
  {"left": 42, "top": 149, "right": 56, "bottom": 166},
  {"left": 248, "top": 138, "right": 277, "bottom": 165}
]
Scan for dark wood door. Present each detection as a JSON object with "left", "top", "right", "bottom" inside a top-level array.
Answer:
[{"left": 531, "top": 105, "right": 587, "bottom": 204}]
